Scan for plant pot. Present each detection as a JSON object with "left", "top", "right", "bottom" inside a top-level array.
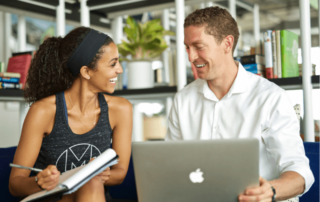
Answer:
[{"left": 127, "top": 61, "right": 154, "bottom": 89}]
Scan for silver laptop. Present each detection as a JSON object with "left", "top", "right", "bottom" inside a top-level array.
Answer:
[{"left": 132, "top": 139, "right": 259, "bottom": 202}]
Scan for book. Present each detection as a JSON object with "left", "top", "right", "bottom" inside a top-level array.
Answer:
[
  {"left": 21, "top": 148, "right": 119, "bottom": 202},
  {"left": 255, "top": 38, "right": 263, "bottom": 55},
  {"left": 299, "top": 64, "right": 316, "bottom": 76},
  {"left": 263, "top": 30, "right": 273, "bottom": 79},
  {"left": 0, "top": 82, "right": 21, "bottom": 89},
  {"left": 121, "top": 61, "right": 128, "bottom": 89},
  {"left": 12, "top": 50, "right": 36, "bottom": 58},
  {"left": 243, "top": 63, "right": 265, "bottom": 74},
  {"left": 0, "top": 72, "right": 21, "bottom": 78},
  {"left": 271, "top": 31, "right": 278, "bottom": 78},
  {"left": 117, "top": 74, "right": 123, "bottom": 90},
  {"left": 280, "top": 30, "right": 299, "bottom": 78},
  {"left": 240, "top": 55, "right": 265, "bottom": 65},
  {"left": 275, "top": 30, "right": 282, "bottom": 78},
  {"left": 0, "top": 62, "right": 5, "bottom": 73},
  {"left": 168, "top": 50, "right": 176, "bottom": 86},
  {"left": 7, "top": 54, "right": 32, "bottom": 88},
  {"left": 0, "top": 76, "right": 20, "bottom": 83},
  {"left": 156, "top": 68, "right": 163, "bottom": 83}
]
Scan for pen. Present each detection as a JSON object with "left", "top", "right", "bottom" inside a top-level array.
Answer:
[{"left": 10, "top": 163, "right": 43, "bottom": 172}]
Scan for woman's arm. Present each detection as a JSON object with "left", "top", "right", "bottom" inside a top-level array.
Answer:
[
  {"left": 9, "top": 97, "right": 59, "bottom": 196},
  {"left": 104, "top": 96, "right": 133, "bottom": 186}
]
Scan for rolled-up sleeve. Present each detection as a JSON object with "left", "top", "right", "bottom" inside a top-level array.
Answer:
[{"left": 262, "top": 90, "right": 314, "bottom": 195}]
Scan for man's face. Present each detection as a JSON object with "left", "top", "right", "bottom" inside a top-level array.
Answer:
[{"left": 184, "top": 25, "right": 225, "bottom": 81}]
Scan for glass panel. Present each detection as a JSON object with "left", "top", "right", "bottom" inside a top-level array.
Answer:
[
  {"left": 298, "top": 47, "right": 320, "bottom": 75},
  {"left": 11, "top": 14, "right": 75, "bottom": 51},
  {"left": 286, "top": 89, "right": 320, "bottom": 136}
]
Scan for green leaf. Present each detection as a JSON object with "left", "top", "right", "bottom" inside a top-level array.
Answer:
[
  {"left": 124, "top": 16, "right": 139, "bottom": 43},
  {"left": 119, "top": 16, "right": 175, "bottom": 60},
  {"left": 162, "top": 30, "right": 175, "bottom": 36},
  {"left": 144, "top": 19, "right": 164, "bottom": 34}
]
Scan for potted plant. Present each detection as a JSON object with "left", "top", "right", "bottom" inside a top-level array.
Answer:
[{"left": 118, "top": 16, "right": 175, "bottom": 89}]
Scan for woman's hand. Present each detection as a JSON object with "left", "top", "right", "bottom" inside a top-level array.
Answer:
[
  {"left": 36, "top": 165, "right": 60, "bottom": 190},
  {"left": 97, "top": 167, "right": 111, "bottom": 184},
  {"left": 90, "top": 158, "right": 111, "bottom": 184}
]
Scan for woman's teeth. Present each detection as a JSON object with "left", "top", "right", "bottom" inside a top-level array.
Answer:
[
  {"left": 196, "top": 64, "right": 206, "bottom": 68},
  {"left": 109, "top": 77, "right": 117, "bottom": 83}
]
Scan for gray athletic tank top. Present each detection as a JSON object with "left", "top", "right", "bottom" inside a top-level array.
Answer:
[{"left": 35, "top": 92, "right": 113, "bottom": 199}]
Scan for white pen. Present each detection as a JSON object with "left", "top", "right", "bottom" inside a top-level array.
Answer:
[{"left": 10, "top": 163, "right": 43, "bottom": 172}]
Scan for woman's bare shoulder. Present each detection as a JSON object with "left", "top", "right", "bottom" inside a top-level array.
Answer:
[
  {"left": 28, "top": 94, "right": 56, "bottom": 118},
  {"left": 103, "top": 94, "right": 132, "bottom": 112}
]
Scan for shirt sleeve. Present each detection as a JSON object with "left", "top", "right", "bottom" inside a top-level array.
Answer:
[
  {"left": 165, "top": 95, "right": 183, "bottom": 141},
  {"left": 262, "top": 89, "right": 314, "bottom": 195}
]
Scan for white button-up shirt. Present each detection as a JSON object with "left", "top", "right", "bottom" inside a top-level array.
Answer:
[{"left": 166, "top": 63, "right": 314, "bottom": 194}]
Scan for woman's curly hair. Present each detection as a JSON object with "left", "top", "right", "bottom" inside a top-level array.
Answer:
[
  {"left": 184, "top": 6, "right": 239, "bottom": 53},
  {"left": 24, "top": 27, "right": 113, "bottom": 104}
]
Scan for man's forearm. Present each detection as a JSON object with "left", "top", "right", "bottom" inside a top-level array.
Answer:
[{"left": 269, "top": 171, "right": 305, "bottom": 201}]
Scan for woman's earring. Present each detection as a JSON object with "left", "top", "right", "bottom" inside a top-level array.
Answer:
[{"left": 87, "top": 76, "right": 90, "bottom": 79}]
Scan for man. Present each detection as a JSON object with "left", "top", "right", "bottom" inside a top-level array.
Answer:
[{"left": 165, "top": 6, "right": 314, "bottom": 202}]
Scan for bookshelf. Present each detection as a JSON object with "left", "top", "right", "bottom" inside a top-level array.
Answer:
[
  {"left": 0, "top": 86, "right": 178, "bottom": 102},
  {"left": 0, "top": 76, "right": 318, "bottom": 102},
  {"left": 269, "top": 75, "right": 320, "bottom": 90}
]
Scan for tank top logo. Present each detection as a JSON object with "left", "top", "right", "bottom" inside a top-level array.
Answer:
[{"left": 56, "top": 143, "right": 101, "bottom": 172}]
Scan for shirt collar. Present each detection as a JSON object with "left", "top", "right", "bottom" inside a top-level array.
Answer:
[
  {"left": 198, "top": 62, "right": 248, "bottom": 101},
  {"left": 226, "top": 62, "right": 248, "bottom": 97}
]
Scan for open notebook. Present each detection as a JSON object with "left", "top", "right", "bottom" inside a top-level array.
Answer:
[{"left": 21, "top": 148, "right": 119, "bottom": 202}]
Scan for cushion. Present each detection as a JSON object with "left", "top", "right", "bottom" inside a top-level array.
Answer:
[
  {"left": 299, "top": 142, "right": 319, "bottom": 202},
  {"left": 0, "top": 146, "right": 20, "bottom": 202}
]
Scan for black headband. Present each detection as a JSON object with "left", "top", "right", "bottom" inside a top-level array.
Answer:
[{"left": 67, "top": 29, "right": 110, "bottom": 76}]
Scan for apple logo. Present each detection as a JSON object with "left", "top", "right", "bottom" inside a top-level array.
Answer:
[{"left": 189, "top": 168, "right": 204, "bottom": 183}]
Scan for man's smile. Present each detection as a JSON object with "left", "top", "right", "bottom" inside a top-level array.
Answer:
[{"left": 195, "top": 63, "right": 206, "bottom": 68}]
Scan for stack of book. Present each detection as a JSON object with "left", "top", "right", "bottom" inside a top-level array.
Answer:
[
  {"left": 238, "top": 29, "right": 302, "bottom": 79},
  {"left": 237, "top": 55, "right": 266, "bottom": 77},
  {"left": 263, "top": 29, "right": 300, "bottom": 79},
  {"left": 0, "top": 72, "right": 22, "bottom": 89},
  {"left": 0, "top": 51, "right": 35, "bottom": 90}
]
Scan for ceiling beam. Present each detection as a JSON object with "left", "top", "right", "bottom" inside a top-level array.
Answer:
[
  {"left": 236, "top": 1, "right": 253, "bottom": 12},
  {"left": 18, "top": 0, "right": 72, "bottom": 14},
  {"left": 107, "top": 0, "right": 228, "bottom": 19},
  {"left": 89, "top": 0, "right": 147, "bottom": 11}
]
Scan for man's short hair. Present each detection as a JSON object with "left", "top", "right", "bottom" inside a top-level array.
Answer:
[{"left": 184, "top": 6, "right": 239, "bottom": 53}]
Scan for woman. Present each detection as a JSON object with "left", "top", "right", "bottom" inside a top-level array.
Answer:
[{"left": 9, "top": 27, "right": 133, "bottom": 202}]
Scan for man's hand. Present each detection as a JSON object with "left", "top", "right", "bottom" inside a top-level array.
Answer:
[
  {"left": 238, "top": 177, "right": 274, "bottom": 202},
  {"left": 36, "top": 165, "right": 60, "bottom": 191}
]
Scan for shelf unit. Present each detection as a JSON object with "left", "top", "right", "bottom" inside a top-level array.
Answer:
[
  {"left": 268, "top": 76, "right": 320, "bottom": 90},
  {"left": 0, "top": 86, "right": 177, "bottom": 102},
  {"left": 0, "top": 76, "right": 318, "bottom": 102}
]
